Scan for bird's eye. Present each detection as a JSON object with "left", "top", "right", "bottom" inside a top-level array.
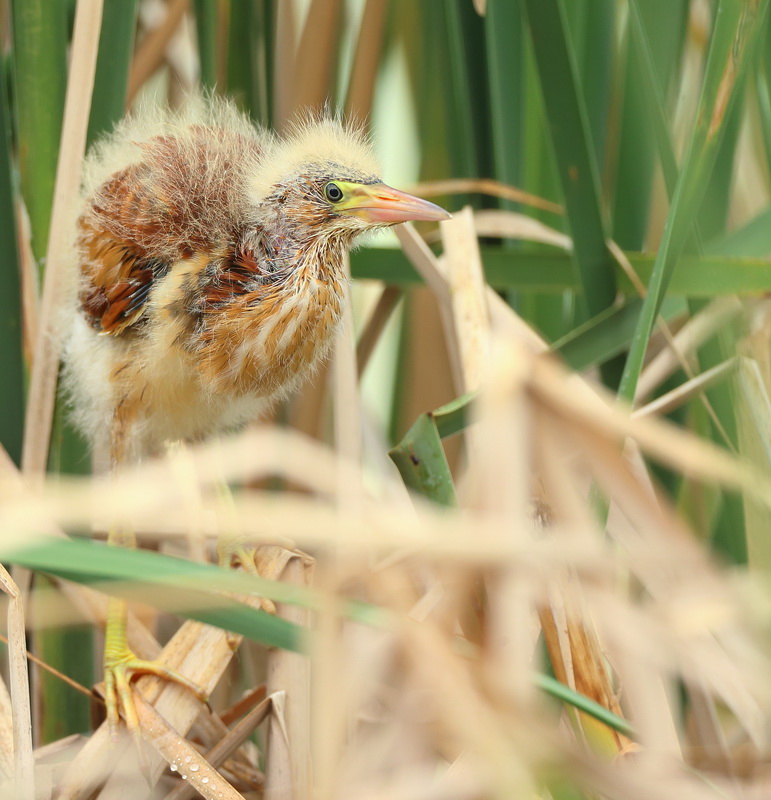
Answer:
[{"left": 324, "top": 182, "right": 344, "bottom": 203}]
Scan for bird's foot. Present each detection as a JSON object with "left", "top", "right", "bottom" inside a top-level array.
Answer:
[
  {"left": 103, "top": 648, "right": 207, "bottom": 739},
  {"left": 218, "top": 542, "right": 278, "bottom": 616}
]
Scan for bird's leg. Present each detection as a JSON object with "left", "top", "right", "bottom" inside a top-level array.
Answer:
[
  {"left": 214, "top": 478, "right": 278, "bottom": 617},
  {"left": 103, "top": 526, "right": 207, "bottom": 738}
]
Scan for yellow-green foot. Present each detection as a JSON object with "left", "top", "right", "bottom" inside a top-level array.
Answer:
[
  {"left": 104, "top": 649, "right": 208, "bottom": 737},
  {"left": 103, "top": 596, "right": 207, "bottom": 737},
  {"left": 218, "top": 543, "right": 278, "bottom": 615}
]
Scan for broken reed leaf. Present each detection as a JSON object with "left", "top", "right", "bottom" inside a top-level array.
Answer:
[{"left": 388, "top": 412, "right": 458, "bottom": 507}]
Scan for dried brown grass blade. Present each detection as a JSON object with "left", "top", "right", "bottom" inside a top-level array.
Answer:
[
  {"left": 356, "top": 285, "right": 402, "bottom": 378},
  {"left": 290, "top": 0, "right": 343, "bottom": 114},
  {"left": 424, "top": 208, "right": 571, "bottom": 249},
  {"left": 333, "top": 253, "right": 362, "bottom": 494},
  {"left": 408, "top": 178, "right": 562, "bottom": 215},
  {"left": 440, "top": 207, "right": 490, "bottom": 394},
  {"left": 635, "top": 296, "right": 743, "bottom": 402},
  {"left": 0, "top": 565, "right": 33, "bottom": 799},
  {"left": 532, "top": 355, "right": 771, "bottom": 503},
  {"left": 274, "top": 0, "right": 298, "bottom": 129},
  {"left": 265, "top": 553, "right": 313, "bottom": 800},
  {"left": 21, "top": 0, "right": 103, "bottom": 479},
  {"left": 164, "top": 695, "right": 271, "bottom": 800},
  {"left": 395, "top": 223, "right": 462, "bottom": 387},
  {"left": 0, "top": 674, "right": 14, "bottom": 781},
  {"left": 135, "top": 694, "right": 243, "bottom": 800},
  {"left": 127, "top": 0, "right": 190, "bottom": 105},
  {"left": 15, "top": 201, "right": 39, "bottom": 364},
  {"left": 345, "top": 0, "right": 388, "bottom": 120},
  {"left": 634, "top": 358, "right": 737, "bottom": 419}
]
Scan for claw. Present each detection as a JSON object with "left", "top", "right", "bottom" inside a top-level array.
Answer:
[
  {"left": 104, "top": 652, "right": 208, "bottom": 739},
  {"left": 103, "top": 597, "right": 207, "bottom": 739},
  {"left": 226, "top": 547, "right": 278, "bottom": 614}
]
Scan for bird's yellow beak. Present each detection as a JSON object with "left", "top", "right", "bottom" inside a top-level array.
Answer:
[{"left": 335, "top": 182, "right": 451, "bottom": 224}]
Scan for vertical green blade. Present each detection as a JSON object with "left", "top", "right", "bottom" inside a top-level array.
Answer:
[
  {"left": 86, "top": 0, "right": 138, "bottom": 145},
  {"left": 520, "top": 0, "right": 615, "bottom": 321},
  {"left": 194, "top": 0, "right": 219, "bottom": 90},
  {"left": 11, "top": 0, "right": 67, "bottom": 267},
  {"left": 619, "top": 0, "right": 771, "bottom": 402},
  {"left": 0, "top": 55, "right": 25, "bottom": 466}
]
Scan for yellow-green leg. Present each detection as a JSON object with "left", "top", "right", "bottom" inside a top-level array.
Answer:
[
  {"left": 214, "top": 478, "right": 277, "bottom": 614},
  {"left": 103, "top": 528, "right": 207, "bottom": 737}
]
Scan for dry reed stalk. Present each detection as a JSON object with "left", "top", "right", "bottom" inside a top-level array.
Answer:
[
  {"left": 11, "top": 412, "right": 770, "bottom": 563},
  {"left": 635, "top": 296, "right": 744, "bottom": 401},
  {"left": 290, "top": 0, "right": 342, "bottom": 114},
  {"left": 265, "top": 554, "right": 313, "bottom": 800},
  {"left": 134, "top": 693, "right": 244, "bottom": 800},
  {"left": 15, "top": 200, "right": 39, "bottom": 364},
  {"left": 0, "top": 674, "right": 13, "bottom": 780},
  {"left": 21, "top": 0, "right": 103, "bottom": 479},
  {"left": 440, "top": 207, "right": 491, "bottom": 394},
  {"left": 164, "top": 694, "right": 272, "bottom": 800},
  {"left": 273, "top": 0, "right": 298, "bottom": 129},
  {"left": 634, "top": 357, "right": 737, "bottom": 418},
  {"left": 408, "top": 177, "right": 563, "bottom": 215},
  {"left": 737, "top": 302, "right": 771, "bottom": 570},
  {"left": 490, "top": 354, "right": 631, "bottom": 754},
  {"left": 127, "top": 0, "right": 190, "bottom": 104},
  {"left": 0, "top": 565, "right": 33, "bottom": 799},
  {"left": 344, "top": 0, "right": 388, "bottom": 121},
  {"left": 356, "top": 285, "right": 402, "bottom": 378},
  {"left": 7, "top": 406, "right": 771, "bottom": 798},
  {"left": 395, "top": 224, "right": 464, "bottom": 386},
  {"left": 423, "top": 208, "right": 571, "bottom": 249},
  {"left": 333, "top": 253, "right": 363, "bottom": 499},
  {"left": 528, "top": 354, "right": 771, "bottom": 502},
  {"left": 471, "top": 208, "right": 570, "bottom": 247}
]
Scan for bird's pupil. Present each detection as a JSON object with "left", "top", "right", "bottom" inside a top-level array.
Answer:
[{"left": 325, "top": 183, "right": 343, "bottom": 202}]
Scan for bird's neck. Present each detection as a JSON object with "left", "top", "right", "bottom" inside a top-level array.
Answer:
[{"left": 259, "top": 225, "right": 349, "bottom": 285}]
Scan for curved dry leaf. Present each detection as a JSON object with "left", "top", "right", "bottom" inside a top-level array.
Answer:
[{"left": 470, "top": 210, "right": 571, "bottom": 250}]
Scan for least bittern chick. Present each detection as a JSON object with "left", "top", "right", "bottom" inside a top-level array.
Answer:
[{"left": 62, "top": 97, "right": 449, "bottom": 736}]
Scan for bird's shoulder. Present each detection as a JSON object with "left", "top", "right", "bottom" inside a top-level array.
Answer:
[{"left": 77, "top": 123, "right": 264, "bottom": 335}]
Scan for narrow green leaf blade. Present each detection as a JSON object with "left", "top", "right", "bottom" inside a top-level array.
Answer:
[
  {"left": 520, "top": 0, "right": 615, "bottom": 320},
  {"left": 619, "top": 0, "right": 771, "bottom": 402}
]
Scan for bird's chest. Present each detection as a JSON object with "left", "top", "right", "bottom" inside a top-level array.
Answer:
[{"left": 202, "top": 267, "right": 345, "bottom": 398}]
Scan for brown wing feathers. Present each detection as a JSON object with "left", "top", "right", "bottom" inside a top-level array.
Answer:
[
  {"left": 78, "top": 213, "right": 170, "bottom": 335},
  {"left": 76, "top": 128, "right": 262, "bottom": 336}
]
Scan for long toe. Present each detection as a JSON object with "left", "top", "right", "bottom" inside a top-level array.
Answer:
[{"left": 103, "top": 652, "right": 208, "bottom": 740}]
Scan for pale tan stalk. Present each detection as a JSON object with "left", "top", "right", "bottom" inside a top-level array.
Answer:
[
  {"left": 265, "top": 555, "right": 313, "bottom": 800},
  {"left": 0, "top": 565, "right": 33, "bottom": 800},
  {"left": 127, "top": 0, "right": 190, "bottom": 104},
  {"left": 21, "top": 0, "right": 103, "bottom": 480}
]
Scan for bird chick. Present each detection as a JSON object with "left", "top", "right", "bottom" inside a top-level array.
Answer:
[
  {"left": 64, "top": 97, "right": 449, "bottom": 465},
  {"left": 61, "top": 97, "right": 449, "bottom": 736}
]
